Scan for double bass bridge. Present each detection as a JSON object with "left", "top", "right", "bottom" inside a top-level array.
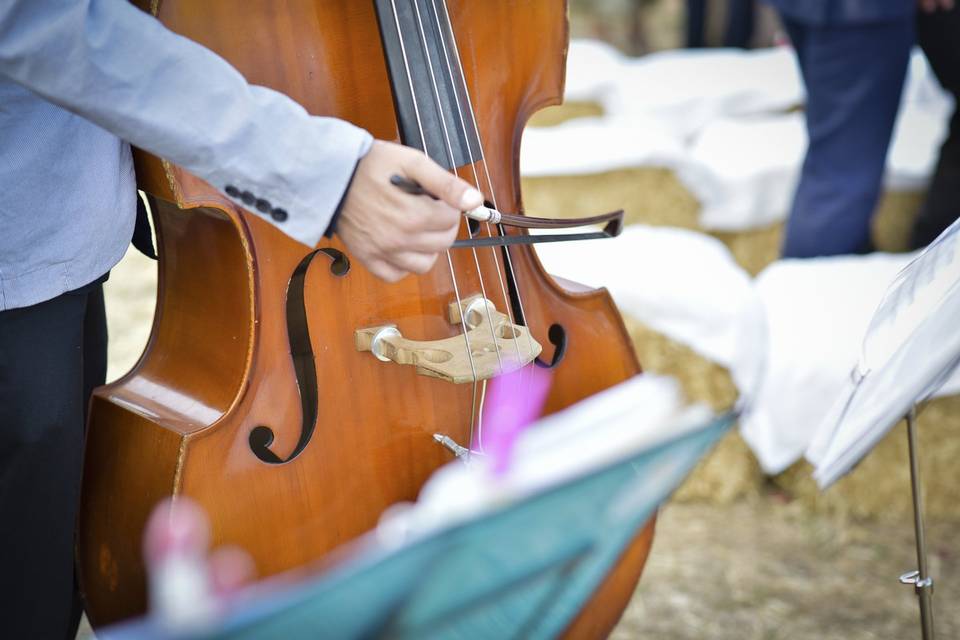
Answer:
[{"left": 355, "top": 294, "right": 542, "bottom": 384}]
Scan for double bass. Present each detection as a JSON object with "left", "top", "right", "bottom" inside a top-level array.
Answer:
[{"left": 79, "top": 1, "right": 655, "bottom": 635}]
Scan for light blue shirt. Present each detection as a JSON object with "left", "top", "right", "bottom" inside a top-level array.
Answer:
[{"left": 0, "top": 0, "right": 373, "bottom": 311}]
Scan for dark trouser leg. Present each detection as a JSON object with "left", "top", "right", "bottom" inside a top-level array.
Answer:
[
  {"left": 910, "top": 7, "right": 960, "bottom": 249},
  {"left": 724, "top": 0, "right": 755, "bottom": 48},
  {"left": 781, "top": 18, "right": 914, "bottom": 258},
  {"left": 0, "top": 282, "right": 107, "bottom": 640},
  {"left": 686, "top": 0, "right": 707, "bottom": 48}
]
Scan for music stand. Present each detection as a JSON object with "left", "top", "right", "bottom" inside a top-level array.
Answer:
[
  {"left": 810, "top": 219, "right": 960, "bottom": 640},
  {"left": 99, "top": 376, "right": 735, "bottom": 639}
]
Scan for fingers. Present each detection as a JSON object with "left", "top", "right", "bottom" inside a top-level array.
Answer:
[
  {"left": 386, "top": 251, "right": 440, "bottom": 275},
  {"left": 404, "top": 198, "right": 463, "bottom": 234},
  {"left": 392, "top": 225, "right": 461, "bottom": 254},
  {"left": 365, "top": 251, "right": 439, "bottom": 283},
  {"left": 335, "top": 140, "right": 481, "bottom": 284},
  {"left": 364, "top": 258, "right": 407, "bottom": 283},
  {"left": 404, "top": 153, "right": 484, "bottom": 211}
]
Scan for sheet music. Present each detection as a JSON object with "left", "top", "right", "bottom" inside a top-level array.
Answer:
[
  {"left": 812, "top": 218, "right": 960, "bottom": 487},
  {"left": 376, "top": 374, "right": 714, "bottom": 545},
  {"left": 858, "top": 227, "right": 960, "bottom": 377}
]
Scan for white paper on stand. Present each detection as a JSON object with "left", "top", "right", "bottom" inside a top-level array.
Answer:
[
  {"left": 377, "top": 374, "right": 715, "bottom": 542},
  {"left": 811, "top": 219, "right": 960, "bottom": 488}
]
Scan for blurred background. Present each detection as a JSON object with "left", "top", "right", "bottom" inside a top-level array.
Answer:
[{"left": 95, "top": 1, "right": 958, "bottom": 638}]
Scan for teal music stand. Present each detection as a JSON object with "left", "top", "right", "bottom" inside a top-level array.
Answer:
[{"left": 102, "top": 410, "right": 734, "bottom": 640}]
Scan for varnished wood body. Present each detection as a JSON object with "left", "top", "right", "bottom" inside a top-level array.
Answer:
[{"left": 79, "top": 1, "right": 654, "bottom": 634}]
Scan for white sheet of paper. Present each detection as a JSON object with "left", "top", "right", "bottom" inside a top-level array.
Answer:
[
  {"left": 811, "top": 219, "right": 960, "bottom": 487},
  {"left": 376, "top": 374, "right": 715, "bottom": 543}
]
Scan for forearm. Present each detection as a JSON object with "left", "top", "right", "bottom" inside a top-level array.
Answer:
[{"left": 0, "top": 0, "right": 372, "bottom": 246}]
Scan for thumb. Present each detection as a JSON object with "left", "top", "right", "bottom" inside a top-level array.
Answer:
[{"left": 406, "top": 154, "right": 483, "bottom": 211}]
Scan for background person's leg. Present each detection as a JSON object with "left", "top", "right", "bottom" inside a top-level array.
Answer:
[
  {"left": 724, "top": 0, "right": 755, "bottom": 48},
  {"left": 0, "top": 281, "right": 106, "bottom": 640},
  {"left": 910, "top": 7, "right": 960, "bottom": 249},
  {"left": 781, "top": 19, "right": 914, "bottom": 258},
  {"left": 686, "top": 0, "right": 707, "bottom": 48}
]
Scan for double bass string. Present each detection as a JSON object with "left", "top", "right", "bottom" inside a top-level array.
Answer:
[
  {"left": 387, "top": 0, "right": 481, "bottom": 439},
  {"left": 427, "top": 0, "right": 526, "bottom": 387},
  {"left": 422, "top": 0, "right": 528, "bottom": 451},
  {"left": 430, "top": 0, "right": 536, "bottom": 438},
  {"left": 435, "top": 0, "right": 540, "bottom": 416},
  {"left": 409, "top": 0, "right": 505, "bottom": 375},
  {"left": 407, "top": 0, "right": 523, "bottom": 453},
  {"left": 421, "top": 0, "right": 521, "bottom": 452}
]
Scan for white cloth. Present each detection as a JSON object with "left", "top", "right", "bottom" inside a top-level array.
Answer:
[
  {"left": 563, "top": 39, "right": 627, "bottom": 104},
  {"left": 521, "top": 115, "right": 685, "bottom": 177},
  {"left": 524, "top": 43, "right": 951, "bottom": 234},
  {"left": 535, "top": 224, "right": 960, "bottom": 474},
  {"left": 534, "top": 225, "right": 754, "bottom": 368},
  {"left": 673, "top": 56, "right": 950, "bottom": 230},
  {"left": 676, "top": 113, "right": 806, "bottom": 231},
  {"left": 601, "top": 46, "right": 804, "bottom": 141},
  {"left": 738, "top": 254, "right": 914, "bottom": 472}
]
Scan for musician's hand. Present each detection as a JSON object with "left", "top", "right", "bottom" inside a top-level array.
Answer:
[{"left": 335, "top": 140, "right": 483, "bottom": 282}]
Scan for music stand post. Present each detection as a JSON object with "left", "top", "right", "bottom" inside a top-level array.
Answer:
[{"left": 897, "top": 407, "right": 935, "bottom": 640}]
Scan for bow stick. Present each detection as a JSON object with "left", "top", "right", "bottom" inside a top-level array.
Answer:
[{"left": 390, "top": 175, "right": 624, "bottom": 248}]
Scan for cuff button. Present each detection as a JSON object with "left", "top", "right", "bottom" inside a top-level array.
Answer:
[
  {"left": 241, "top": 191, "right": 256, "bottom": 205},
  {"left": 225, "top": 185, "right": 240, "bottom": 198},
  {"left": 271, "top": 208, "right": 289, "bottom": 223},
  {"left": 255, "top": 198, "right": 272, "bottom": 213}
]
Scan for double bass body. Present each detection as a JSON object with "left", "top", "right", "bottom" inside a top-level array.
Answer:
[{"left": 79, "top": 1, "right": 654, "bottom": 635}]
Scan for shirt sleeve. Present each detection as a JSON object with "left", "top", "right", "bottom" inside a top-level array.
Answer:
[{"left": 0, "top": 0, "right": 374, "bottom": 247}]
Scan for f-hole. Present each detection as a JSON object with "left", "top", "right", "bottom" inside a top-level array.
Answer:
[
  {"left": 249, "top": 248, "right": 350, "bottom": 464},
  {"left": 535, "top": 323, "right": 567, "bottom": 369}
]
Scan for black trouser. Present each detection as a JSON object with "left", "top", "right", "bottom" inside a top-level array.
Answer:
[
  {"left": 0, "top": 280, "right": 107, "bottom": 640},
  {"left": 686, "top": 0, "right": 755, "bottom": 49},
  {"left": 911, "top": 7, "right": 960, "bottom": 249}
]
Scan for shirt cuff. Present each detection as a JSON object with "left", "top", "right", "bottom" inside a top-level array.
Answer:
[{"left": 324, "top": 158, "right": 363, "bottom": 239}]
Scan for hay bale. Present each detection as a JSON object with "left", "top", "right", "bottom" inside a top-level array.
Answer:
[
  {"left": 624, "top": 313, "right": 960, "bottom": 521},
  {"left": 623, "top": 317, "right": 764, "bottom": 504},
  {"left": 872, "top": 190, "right": 925, "bottom": 253},
  {"left": 773, "top": 396, "right": 960, "bottom": 523},
  {"left": 104, "top": 247, "right": 157, "bottom": 382},
  {"left": 522, "top": 168, "right": 701, "bottom": 229},
  {"left": 527, "top": 102, "right": 604, "bottom": 128}
]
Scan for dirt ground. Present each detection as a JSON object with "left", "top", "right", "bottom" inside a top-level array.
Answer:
[{"left": 617, "top": 499, "right": 959, "bottom": 639}]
